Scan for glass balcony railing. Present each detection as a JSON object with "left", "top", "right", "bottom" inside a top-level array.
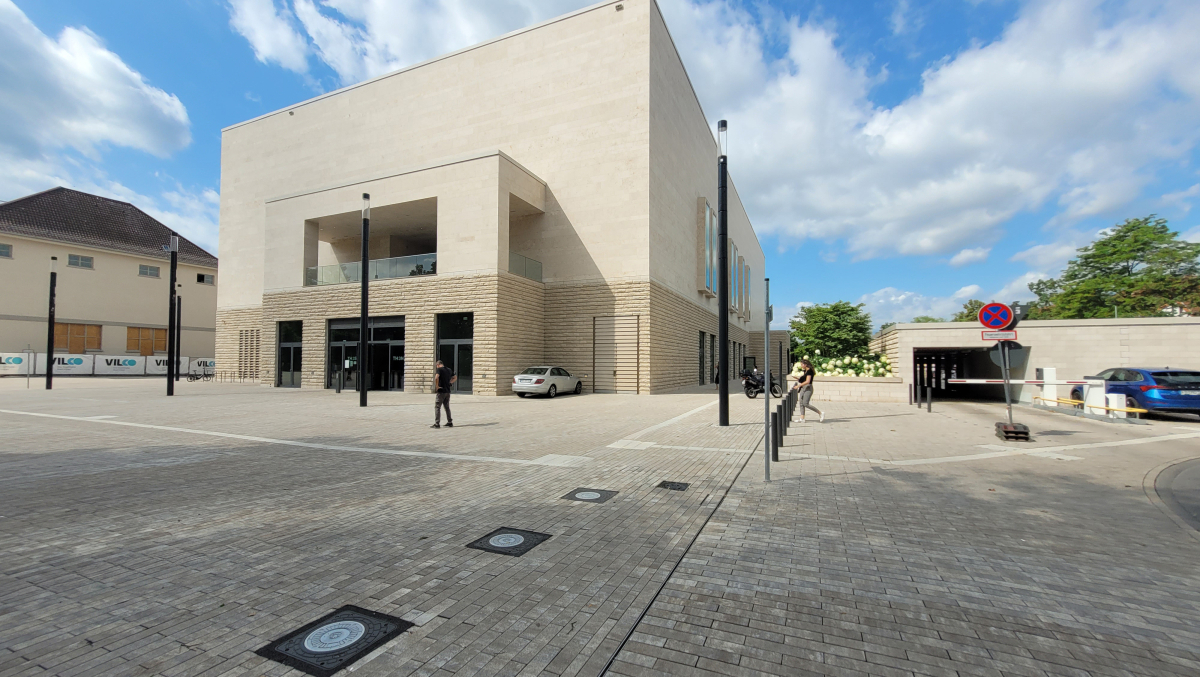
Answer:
[
  {"left": 305, "top": 253, "right": 437, "bottom": 286},
  {"left": 509, "top": 252, "right": 543, "bottom": 282}
]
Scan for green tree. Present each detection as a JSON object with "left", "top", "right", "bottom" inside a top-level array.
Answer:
[
  {"left": 952, "top": 299, "right": 985, "bottom": 322},
  {"left": 1028, "top": 216, "right": 1200, "bottom": 319},
  {"left": 789, "top": 301, "right": 872, "bottom": 358},
  {"left": 910, "top": 315, "right": 944, "bottom": 323}
]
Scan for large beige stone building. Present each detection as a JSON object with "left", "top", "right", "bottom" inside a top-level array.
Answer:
[
  {"left": 0, "top": 187, "right": 218, "bottom": 361},
  {"left": 217, "top": 0, "right": 775, "bottom": 395}
]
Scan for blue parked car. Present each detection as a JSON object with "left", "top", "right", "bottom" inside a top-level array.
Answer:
[{"left": 1071, "top": 368, "right": 1200, "bottom": 416}]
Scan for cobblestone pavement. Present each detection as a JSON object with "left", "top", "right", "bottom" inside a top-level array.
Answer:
[
  {"left": 0, "top": 379, "right": 762, "bottom": 677},
  {"left": 610, "top": 400, "right": 1200, "bottom": 677},
  {"left": 3, "top": 379, "right": 1200, "bottom": 677}
]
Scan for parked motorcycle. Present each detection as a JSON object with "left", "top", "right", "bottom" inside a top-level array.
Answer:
[{"left": 740, "top": 369, "right": 783, "bottom": 399}]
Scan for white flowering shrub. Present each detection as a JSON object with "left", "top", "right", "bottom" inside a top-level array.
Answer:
[{"left": 792, "top": 353, "right": 896, "bottom": 379}]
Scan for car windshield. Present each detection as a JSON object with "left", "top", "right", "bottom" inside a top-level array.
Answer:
[
  {"left": 1151, "top": 371, "right": 1200, "bottom": 386},
  {"left": 520, "top": 367, "right": 549, "bottom": 375}
]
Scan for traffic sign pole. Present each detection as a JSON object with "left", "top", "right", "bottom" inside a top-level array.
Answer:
[{"left": 1001, "top": 341, "right": 1014, "bottom": 425}]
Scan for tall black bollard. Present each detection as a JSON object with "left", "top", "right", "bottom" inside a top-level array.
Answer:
[{"left": 770, "top": 410, "right": 779, "bottom": 462}]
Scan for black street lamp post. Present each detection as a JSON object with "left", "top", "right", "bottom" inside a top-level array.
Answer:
[
  {"left": 166, "top": 235, "right": 178, "bottom": 396},
  {"left": 717, "top": 120, "right": 729, "bottom": 426},
  {"left": 45, "top": 256, "right": 57, "bottom": 390},
  {"left": 359, "top": 193, "right": 370, "bottom": 408}
]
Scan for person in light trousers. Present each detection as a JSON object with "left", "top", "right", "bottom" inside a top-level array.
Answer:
[{"left": 791, "top": 358, "right": 824, "bottom": 423}]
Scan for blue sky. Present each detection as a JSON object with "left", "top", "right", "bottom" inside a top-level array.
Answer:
[{"left": 3, "top": 0, "right": 1198, "bottom": 328}]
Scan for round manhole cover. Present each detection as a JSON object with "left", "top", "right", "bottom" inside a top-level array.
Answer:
[
  {"left": 575, "top": 491, "right": 602, "bottom": 500},
  {"left": 303, "top": 621, "right": 366, "bottom": 653},
  {"left": 489, "top": 533, "right": 525, "bottom": 548}
]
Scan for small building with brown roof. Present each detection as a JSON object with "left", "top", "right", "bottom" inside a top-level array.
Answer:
[{"left": 0, "top": 187, "right": 218, "bottom": 361}]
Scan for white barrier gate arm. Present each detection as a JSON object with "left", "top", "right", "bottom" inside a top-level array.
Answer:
[{"left": 946, "top": 379, "right": 1103, "bottom": 385}]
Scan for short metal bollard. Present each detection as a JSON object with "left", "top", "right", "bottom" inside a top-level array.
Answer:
[
  {"left": 927, "top": 387, "right": 932, "bottom": 412},
  {"left": 916, "top": 383, "right": 922, "bottom": 407},
  {"left": 770, "top": 410, "right": 779, "bottom": 462},
  {"left": 909, "top": 384, "right": 913, "bottom": 405}
]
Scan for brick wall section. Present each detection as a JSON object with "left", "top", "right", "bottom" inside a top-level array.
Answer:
[
  {"left": 218, "top": 275, "right": 760, "bottom": 396},
  {"left": 496, "top": 273, "right": 545, "bottom": 395},
  {"left": 215, "top": 306, "right": 262, "bottom": 379},
  {"left": 544, "top": 279, "right": 650, "bottom": 392},
  {"left": 648, "top": 281, "right": 749, "bottom": 392},
  {"left": 258, "top": 273, "right": 505, "bottom": 394}
]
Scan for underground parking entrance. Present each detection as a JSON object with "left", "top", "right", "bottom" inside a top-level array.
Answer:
[{"left": 912, "top": 345, "right": 1029, "bottom": 403}]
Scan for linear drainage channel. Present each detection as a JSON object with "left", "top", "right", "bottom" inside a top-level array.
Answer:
[
  {"left": 561, "top": 488, "right": 618, "bottom": 503},
  {"left": 255, "top": 605, "right": 413, "bottom": 677},
  {"left": 467, "top": 527, "right": 552, "bottom": 556},
  {"left": 657, "top": 481, "right": 689, "bottom": 491}
]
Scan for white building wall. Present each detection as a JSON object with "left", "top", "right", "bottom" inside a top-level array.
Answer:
[{"left": 0, "top": 235, "right": 217, "bottom": 356}]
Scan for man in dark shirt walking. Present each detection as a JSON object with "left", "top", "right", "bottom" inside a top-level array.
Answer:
[{"left": 432, "top": 359, "right": 456, "bottom": 428}]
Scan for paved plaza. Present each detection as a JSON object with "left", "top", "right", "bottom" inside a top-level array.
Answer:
[{"left": 2, "top": 379, "right": 1200, "bottom": 677}]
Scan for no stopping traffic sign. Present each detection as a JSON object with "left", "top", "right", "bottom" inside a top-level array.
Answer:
[{"left": 978, "top": 302, "right": 1014, "bottom": 330}]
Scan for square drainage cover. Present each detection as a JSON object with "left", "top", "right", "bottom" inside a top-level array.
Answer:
[
  {"left": 254, "top": 605, "right": 413, "bottom": 677},
  {"left": 467, "top": 527, "right": 551, "bottom": 557},
  {"left": 657, "top": 481, "right": 689, "bottom": 491},
  {"left": 562, "top": 488, "right": 618, "bottom": 503}
]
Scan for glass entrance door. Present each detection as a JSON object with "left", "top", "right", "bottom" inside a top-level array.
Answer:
[
  {"left": 437, "top": 342, "right": 473, "bottom": 394},
  {"left": 277, "top": 321, "right": 303, "bottom": 388},
  {"left": 328, "top": 343, "right": 358, "bottom": 391},
  {"left": 278, "top": 345, "right": 302, "bottom": 387},
  {"left": 388, "top": 344, "right": 404, "bottom": 390},
  {"left": 367, "top": 342, "right": 405, "bottom": 390},
  {"left": 436, "top": 313, "right": 473, "bottom": 394},
  {"left": 327, "top": 317, "right": 405, "bottom": 391}
]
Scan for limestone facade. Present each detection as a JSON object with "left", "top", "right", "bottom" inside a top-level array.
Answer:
[{"left": 215, "top": 0, "right": 766, "bottom": 394}]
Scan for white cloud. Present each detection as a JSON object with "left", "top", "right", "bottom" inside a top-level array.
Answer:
[
  {"left": 1161, "top": 183, "right": 1200, "bottom": 214},
  {"left": 890, "top": 0, "right": 922, "bottom": 36},
  {"left": 858, "top": 281, "right": 1027, "bottom": 328},
  {"left": 225, "top": 0, "right": 1200, "bottom": 266},
  {"left": 952, "top": 284, "right": 981, "bottom": 300},
  {"left": 1182, "top": 226, "right": 1200, "bottom": 243},
  {"left": 1009, "top": 237, "right": 1086, "bottom": 273},
  {"left": 231, "top": 0, "right": 591, "bottom": 87},
  {"left": 228, "top": 0, "right": 309, "bottom": 74},
  {"left": 0, "top": 1, "right": 217, "bottom": 253},
  {"left": 994, "top": 271, "right": 1045, "bottom": 303},
  {"left": 774, "top": 301, "right": 813, "bottom": 328},
  {"left": 858, "top": 287, "right": 964, "bottom": 326},
  {"left": 949, "top": 247, "right": 990, "bottom": 267},
  {"left": 664, "top": 0, "right": 1200, "bottom": 259},
  {"left": 0, "top": 0, "right": 190, "bottom": 164}
]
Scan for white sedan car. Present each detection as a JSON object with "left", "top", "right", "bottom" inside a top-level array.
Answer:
[{"left": 513, "top": 366, "right": 583, "bottom": 397}]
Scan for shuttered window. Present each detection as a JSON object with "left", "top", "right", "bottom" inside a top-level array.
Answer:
[
  {"left": 127, "top": 327, "right": 167, "bottom": 356},
  {"left": 55, "top": 323, "right": 102, "bottom": 354}
]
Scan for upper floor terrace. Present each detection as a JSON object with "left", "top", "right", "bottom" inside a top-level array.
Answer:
[{"left": 262, "top": 151, "right": 548, "bottom": 293}]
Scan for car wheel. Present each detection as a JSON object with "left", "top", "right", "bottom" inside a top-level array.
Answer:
[
  {"left": 517, "top": 392, "right": 526, "bottom": 398},
  {"left": 548, "top": 385, "right": 557, "bottom": 398},
  {"left": 573, "top": 381, "right": 582, "bottom": 395},
  {"left": 1071, "top": 388, "right": 1084, "bottom": 409},
  {"left": 1125, "top": 396, "right": 1141, "bottom": 419}
]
